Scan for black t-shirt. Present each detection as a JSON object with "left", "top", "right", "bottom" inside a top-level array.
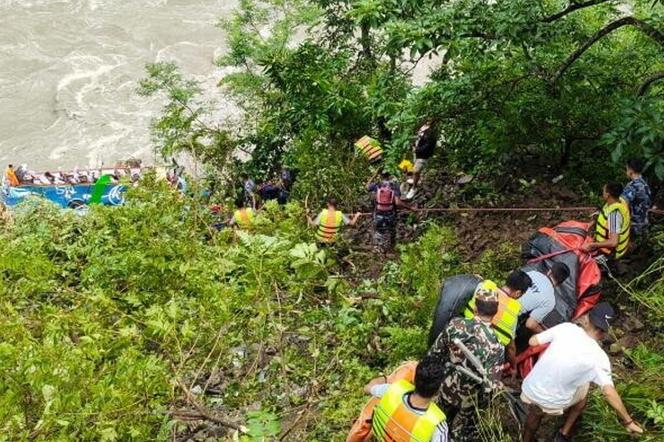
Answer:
[{"left": 415, "top": 128, "right": 437, "bottom": 159}]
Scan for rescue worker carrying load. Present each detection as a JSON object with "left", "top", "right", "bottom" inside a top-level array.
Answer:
[
  {"left": 355, "top": 136, "right": 383, "bottom": 164},
  {"left": 308, "top": 198, "right": 360, "bottom": 244},
  {"left": 347, "top": 354, "right": 449, "bottom": 442},
  {"left": 582, "top": 182, "right": 631, "bottom": 259},
  {"left": 367, "top": 171, "right": 415, "bottom": 251}
]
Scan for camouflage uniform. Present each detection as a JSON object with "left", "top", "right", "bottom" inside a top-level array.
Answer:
[
  {"left": 622, "top": 177, "right": 652, "bottom": 235},
  {"left": 428, "top": 317, "right": 504, "bottom": 442}
]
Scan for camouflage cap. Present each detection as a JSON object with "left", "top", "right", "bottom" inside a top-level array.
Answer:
[{"left": 474, "top": 280, "right": 499, "bottom": 303}]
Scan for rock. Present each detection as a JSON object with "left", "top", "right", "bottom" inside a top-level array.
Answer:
[
  {"left": 617, "top": 335, "right": 639, "bottom": 349},
  {"left": 624, "top": 316, "right": 644, "bottom": 332},
  {"left": 456, "top": 174, "right": 474, "bottom": 185},
  {"left": 609, "top": 343, "right": 624, "bottom": 354}
]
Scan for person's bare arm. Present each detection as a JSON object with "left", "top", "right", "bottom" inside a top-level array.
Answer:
[
  {"left": 395, "top": 197, "right": 416, "bottom": 212},
  {"left": 525, "top": 317, "right": 545, "bottom": 334},
  {"left": 363, "top": 375, "right": 388, "bottom": 395},
  {"left": 365, "top": 170, "right": 380, "bottom": 188},
  {"left": 602, "top": 385, "right": 643, "bottom": 434},
  {"left": 506, "top": 341, "right": 518, "bottom": 371},
  {"left": 528, "top": 335, "right": 542, "bottom": 347},
  {"left": 583, "top": 232, "right": 618, "bottom": 252},
  {"left": 349, "top": 212, "right": 361, "bottom": 226}
]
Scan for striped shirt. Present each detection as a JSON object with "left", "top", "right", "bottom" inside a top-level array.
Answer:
[{"left": 608, "top": 209, "right": 623, "bottom": 235}]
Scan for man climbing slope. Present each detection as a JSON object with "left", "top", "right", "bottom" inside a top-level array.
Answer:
[
  {"left": 359, "top": 353, "right": 449, "bottom": 442},
  {"left": 430, "top": 286, "right": 504, "bottom": 441},
  {"left": 519, "top": 263, "right": 570, "bottom": 333},
  {"left": 405, "top": 119, "right": 438, "bottom": 200},
  {"left": 367, "top": 171, "right": 415, "bottom": 251},
  {"left": 521, "top": 302, "right": 643, "bottom": 442},
  {"left": 308, "top": 198, "right": 360, "bottom": 244}
]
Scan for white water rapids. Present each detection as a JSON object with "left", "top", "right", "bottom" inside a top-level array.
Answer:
[{"left": 0, "top": 0, "right": 238, "bottom": 170}]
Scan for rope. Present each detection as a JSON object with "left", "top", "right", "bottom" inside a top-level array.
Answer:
[
  {"left": 355, "top": 205, "right": 597, "bottom": 217},
  {"left": 354, "top": 206, "right": 664, "bottom": 217},
  {"left": 527, "top": 248, "right": 577, "bottom": 264}
]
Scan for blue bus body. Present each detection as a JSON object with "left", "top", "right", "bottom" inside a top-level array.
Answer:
[{"left": 3, "top": 184, "right": 126, "bottom": 209}]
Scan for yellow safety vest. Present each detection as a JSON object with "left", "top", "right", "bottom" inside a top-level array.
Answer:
[
  {"left": 234, "top": 208, "right": 255, "bottom": 229},
  {"left": 372, "top": 380, "right": 446, "bottom": 442},
  {"left": 464, "top": 292, "right": 521, "bottom": 346},
  {"left": 315, "top": 209, "right": 343, "bottom": 243},
  {"left": 355, "top": 136, "right": 383, "bottom": 163},
  {"left": 594, "top": 200, "right": 630, "bottom": 259}
]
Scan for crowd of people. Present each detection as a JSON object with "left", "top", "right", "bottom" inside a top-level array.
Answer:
[
  {"left": 1, "top": 122, "right": 657, "bottom": 441},
  {"left": 202, "top": 129, "right": 654, "bottom": 441},
  {"left": 4, "top": 163, "right": 141, "bottom": 187},
  {"left": 347, "top": 272, "right": 644, "bottom": 442}
]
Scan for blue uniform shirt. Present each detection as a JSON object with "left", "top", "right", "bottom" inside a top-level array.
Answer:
[{"left": 622, "top": 176, "right": 652, "bottom": 234}]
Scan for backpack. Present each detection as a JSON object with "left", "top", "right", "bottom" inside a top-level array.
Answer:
[{"left": 376, "top": 184, "right": 395, "bottom": 212}]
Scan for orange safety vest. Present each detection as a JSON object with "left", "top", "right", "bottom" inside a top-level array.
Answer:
[
  {"left": 5, "top": 168, "right": 19, "bottom": 186},
  {"left": 355, "top": 136, "right": 383, "bottom": 163},
  {"left": 371, "top": 380, "right": 446, "bottom": 442},
  {"left": 316, "top": 209, "right": 344, "bottom": 243}
]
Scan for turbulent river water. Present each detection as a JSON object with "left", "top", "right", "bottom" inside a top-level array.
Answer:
[{"left": 0, "top": 0, "right": 237, "bottom": 170}]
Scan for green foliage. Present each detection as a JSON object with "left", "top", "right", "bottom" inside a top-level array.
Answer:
[
  {"left": 0, "top": 180, "right": 466, "bottom": 440},
  {"left": 463, "top": 242, "right": 522, "bottom": 282},
  {"left": 138, "top": 62, "right": 238, "bottom": 176},
  {"left": 582, "top": 342, "right": 664, "bottom": 441},
  {"left": 580, "top": 230, "right": 664, "bottom": 440},
  {"left": 603, "top": 95, "right": 664, "bottom": 179},
  {"left": 244, "top": 410, "right": 281, "bottom": 441}
]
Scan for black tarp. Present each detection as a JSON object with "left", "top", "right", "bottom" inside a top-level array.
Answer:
[{"left": 427, "top": 274, "right": 481, "bottom": 346}]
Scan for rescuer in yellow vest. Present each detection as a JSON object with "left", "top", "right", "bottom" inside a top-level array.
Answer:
[
  {"left": 582, "top": 182, "right": 631, "bottom": 259},
  {"left": 307, "top": 198, "right": 360, "bottom": 244},
  {"left": 229, "top": 199, "right": 256, "bottom": 229},
  {"left": 359, "top": 353, "right": 449, "bottom": 442},
  {"left": 463, "top": 272, "right": 531, "bottom": 370}
]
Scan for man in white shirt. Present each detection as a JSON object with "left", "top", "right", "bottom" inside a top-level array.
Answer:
[
  {"left": 521, "top": 302, "right": 643, "bottom": 441},
  {"left": 519, "top": 263, "right": 570, "bottom": 333}
]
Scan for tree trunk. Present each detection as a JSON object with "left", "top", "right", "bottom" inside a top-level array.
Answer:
[{"left": 552, "top": 17, "right": 664, "bottom": 83}]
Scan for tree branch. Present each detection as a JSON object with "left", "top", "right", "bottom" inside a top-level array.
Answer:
[
  {"left": 541, "top": 0, "right": 612, "bottom": 23},
  {"left": 172, "top": 378, "right": 246, "bottom": 433},
  {"left": 637, "top": 70, "right": 664, "bottom": 96},
  {"left": 552, "top": 16, "right": 664, "bottom": 83}
]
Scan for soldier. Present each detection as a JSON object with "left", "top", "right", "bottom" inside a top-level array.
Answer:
[{"left": 428, "top": 286, "right": 504, "bottom": 441}]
